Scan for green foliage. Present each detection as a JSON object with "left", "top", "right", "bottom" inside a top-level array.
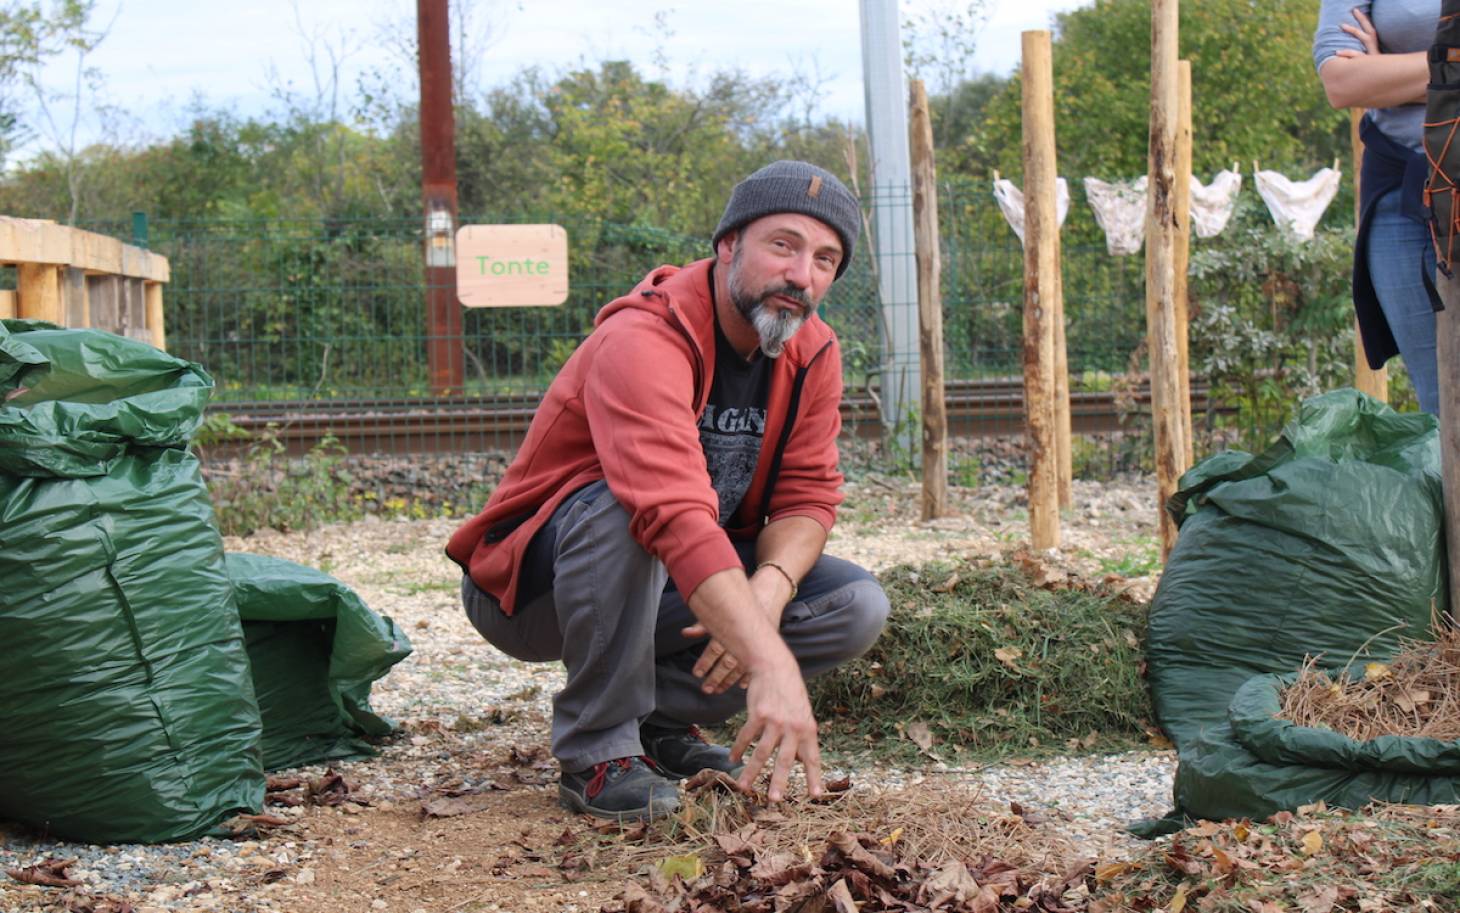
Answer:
[
  {"left": 207, "top": 430, "right": 362, "bottom": 537},
  {"left": 809, "top": 559, "right": 1152, "bottom": 763},
  {"left": 965, "top": 0, "right": 1347, "bottom": 191},
  {"left": 1189, "top": 197, "right": 1355, "bottom": 452}
]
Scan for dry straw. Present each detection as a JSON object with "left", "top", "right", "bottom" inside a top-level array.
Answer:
[
  {"left": 1279, "top": 620, "right": 1460, "bottom": 741},
  {"left": 606, "top": 772, "right": 1079, "bottom": 877}
]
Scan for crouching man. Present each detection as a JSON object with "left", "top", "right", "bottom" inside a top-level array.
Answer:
[{"left": 446, "top": 161, "right": 890, "bottom": 822}]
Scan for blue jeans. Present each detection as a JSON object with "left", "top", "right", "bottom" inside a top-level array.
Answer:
[{"left": 1366, "top": 188, "right": 1439, "bottom": 414}]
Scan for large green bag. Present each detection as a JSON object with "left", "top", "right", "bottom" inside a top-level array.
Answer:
[
  {"left": 227, "top": 552, "right": 413, "bottom": 771},
  {"left": 0, "top": 320, "right": 265, "bottom": 843},
  {"left": 1142, "top": 390, "right": 1447, "bottom": 829}
]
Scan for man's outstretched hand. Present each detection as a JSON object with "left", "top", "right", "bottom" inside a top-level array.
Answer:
[{"left": 728, "top": 651, "right": 822, "bottom": 802}]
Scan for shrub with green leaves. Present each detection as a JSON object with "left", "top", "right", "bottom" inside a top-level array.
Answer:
[{"left": 810, "top": 559, "right": 1152, "bottom": 763}]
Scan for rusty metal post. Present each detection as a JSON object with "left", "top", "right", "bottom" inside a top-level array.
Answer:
[{"left": 419, "top": 0, "right": 463, "bottom": 394}]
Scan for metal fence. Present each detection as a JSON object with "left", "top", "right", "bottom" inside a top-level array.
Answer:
[{"left": 99, "top": 183, "right": 1169, "bottom": 474}]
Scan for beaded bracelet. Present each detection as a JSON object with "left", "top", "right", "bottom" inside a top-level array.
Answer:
[{"left": 756, "top": 560, "right": 798, "bottom": 601}]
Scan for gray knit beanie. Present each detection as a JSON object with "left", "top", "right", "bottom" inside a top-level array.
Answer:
[{"left": 712, "top": 161, "right": 860, "bottom": 278}]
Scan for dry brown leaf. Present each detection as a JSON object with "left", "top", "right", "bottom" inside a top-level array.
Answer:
[
  {"left": 1298, "top": 884, "right": 1341, "bottom": 913},
  {"left": 924, "top": 859, "right": 980, "bottom": 904},
  {"left": 827, "top": 831, "right": 895, "bottom": 880},
  {"left": 1395, "top": 688, "right": 1432, "bottom": 713},
  {"left": 8, "top": 858, "right": 82, "bottom": 888},
  {"left": 827, "top": 878, "right": 858, "bottom": 913},
  {"left": 906, "top": 722, "right": 934, "bottom": 751},
  {"left": 420, "top": 796, "right": 483, "bottom": 818},
  {"left": 993, "top": 646, "right": 1023, "bottom": 669},
  {"left": 930, "top": 573, "right": 960, "bottom": 593},
  {"left": 683, "top": 768, "right": 751, "bottom": 795}
]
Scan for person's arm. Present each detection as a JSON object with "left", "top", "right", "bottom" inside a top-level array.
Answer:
[
  {"left": 684, "top": 565, "right": 822, "bottom": 802},
  {"left": 685, "top": 515, "right": 827, "bottom": 694},
  {"left": 1317, "top": 6, "right": 1428, "bottom": 109}
]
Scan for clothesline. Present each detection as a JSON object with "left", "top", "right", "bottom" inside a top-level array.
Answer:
[{"left": 993, "top": 165, "right": 1343, "bottom": 254}]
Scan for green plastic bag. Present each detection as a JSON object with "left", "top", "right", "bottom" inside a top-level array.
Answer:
[
  {"left": 1140, "top": 390, "right": 1446, "bottom": 831},
  {"left": 0, "top": 320, "right": 265, "bottom": 844},
  {"left": 227, "top": 552, "right": 413, "bottom": 771}
]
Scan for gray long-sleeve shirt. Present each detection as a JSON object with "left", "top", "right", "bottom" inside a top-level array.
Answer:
[{"left": 1314, "top": 0, "right": 1438, "bottom": 150}]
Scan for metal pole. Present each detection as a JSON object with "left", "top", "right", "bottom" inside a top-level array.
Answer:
[
  {"left": 419, "top": 0, "right": 463, "bottom": 394},
  {"left": 859, "top": 0, "right": 919, "bottom": 450}
]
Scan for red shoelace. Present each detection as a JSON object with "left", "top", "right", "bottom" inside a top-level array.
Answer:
[{"left": 583, "top": 756, "right": 659, "bottom": 799}]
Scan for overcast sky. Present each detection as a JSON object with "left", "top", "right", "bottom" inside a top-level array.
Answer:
[{"left": 27, "top": 0, "right": 1090, "bottom": 153}]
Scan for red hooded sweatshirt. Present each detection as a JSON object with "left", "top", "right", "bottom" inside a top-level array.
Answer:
[{"left": 445, "top": 257, "right": 844, "bottom": 616}]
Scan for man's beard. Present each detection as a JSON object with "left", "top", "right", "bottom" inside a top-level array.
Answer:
[{"left": 727, "top": 250, "right": 812, "bottom": 358}]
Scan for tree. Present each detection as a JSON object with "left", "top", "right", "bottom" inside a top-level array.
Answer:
[{"left": 963, "top": 0, "right": 1347, "bottom": 183}]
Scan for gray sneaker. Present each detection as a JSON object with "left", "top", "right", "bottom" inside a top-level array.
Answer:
[
  {"left": 558, "top": 756, "right": 680, "bottom": 822},
  {"left": 640, "top": 723, "right": 747, "bottom": 780}
]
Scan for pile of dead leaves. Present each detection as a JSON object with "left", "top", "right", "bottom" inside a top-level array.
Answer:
[
  {"left": 599, "top": 773, "right": 1093, "bottom": 913},
  {"left": 1093, "top": 802, "right": 1460, "bottom": 911},
  {"left": 1280, "top": 624, "right": 1460, "bottom": 741}
]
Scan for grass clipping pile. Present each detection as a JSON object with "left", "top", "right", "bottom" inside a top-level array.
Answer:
[
  {"left": 600, "top": 772, "right": 1093, "bottom": 913},
  {"left": 1280, "top": 624, "right": 1460, "bottom": 740},
  {"left": 810, "top": 552, "right": 1154, "bottom": 763}
]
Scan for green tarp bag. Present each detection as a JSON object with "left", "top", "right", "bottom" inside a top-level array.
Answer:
[
  {"left": 0, "top": 320, "right": 265, "bottom": 844},
  {"left": 228, "top": 552, "right": 413, "bottom": 771},
  {"left": 1143, "top": 390, "right": 1446, "bottom": 829}
]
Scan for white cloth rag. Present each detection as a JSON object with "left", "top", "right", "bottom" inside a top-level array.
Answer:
[
  {"left": 1253, "top": 167, "right": 1341, "bottom": 241},
  {"left": 1083, "top": 176, "right": 1148, "bottom": 255},
  {"left": 1190, "top": 169, "right": 1242, "bottom": 238},
  {"left": 992, "top": 177, "right": 1070, "bottom": 246}
]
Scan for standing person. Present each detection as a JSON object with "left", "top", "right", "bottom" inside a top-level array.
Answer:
[
  {"left": 1315, "top": 1, "right": 1442, "bottom": 414},
  {"left": 446, "top": 161, "right": 890, "bottom": 822}
]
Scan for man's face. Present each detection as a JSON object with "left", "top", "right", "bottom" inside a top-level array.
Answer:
[{"left": 722, "top": 213, "right": 843, "bottom": 358}]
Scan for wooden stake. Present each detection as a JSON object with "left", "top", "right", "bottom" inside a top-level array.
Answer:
[
  {"left": 1021, "top": 30, "right": 1060, "bottom": 549},
  {"left": 1146, "top": 0, "right": 1189, "bottom": 559},
  {"left": 1350, "top": 108, "right": 1388, "bottom": 401},
  {"left": 145, "top": 282, "right": 166, "bottom": 351},
  {"left": 1440, "top": 270, "right": 1460, "bottom": 615},
  {"left": 1174, "top": 60, "right": 1194, "bottom": 466},
  {"left": 1441, "top": 276, "right": 1460, "bottom": 639},
  {"left": 17, "top": 264, "right": 61, "bottom": 325},
  {"left": 1054, "top": 195, "right": 1073, "bottom": 510},
  {"left": 0, "top": 290, "right": 16, "bottom": 320},
  {"left": 909, "top": 80, "right": 950, "bottom": 521}
]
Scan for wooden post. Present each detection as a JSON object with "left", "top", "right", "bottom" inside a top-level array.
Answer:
[
  {"left": 145, "top": 281, "right": 166, "bottom": 350},
  {"left": 1053, "top": 204, "right": 1073, "bottom": 510},
  {"left": 0, "top": 290, "right": 15, "bottom": 320},
  {"left": 1174, "top": 60, "right": 1194, "bottom": 466},
  {"left": 1021, "top": 30, "right": 1060, "bottom": 549},
  {"left": 909, "top": 79, "right": 949, "bottom": 520},
  {"left": 17, "top": 264, "right": 61, "bottom": 324},
  {"left": 1351, "top": 108, "right": 1388, "bottom": 401},
  {"left": 61, "top": 267, "right": 87, "bottom": 328},
  {"left": 1146, "top": 0, "right": 1189, "bottom": 559},
  {"left": 1441, "top": 272, "right": 1460, "bottom": 614}
]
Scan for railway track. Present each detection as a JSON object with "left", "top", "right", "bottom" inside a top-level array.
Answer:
[{"left": 206, "top": 377, "right": 1219, "bottom": 456}]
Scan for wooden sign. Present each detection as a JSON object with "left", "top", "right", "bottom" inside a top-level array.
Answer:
[{"left": 455, "top": 224, "right": 569, "bottom": 307}]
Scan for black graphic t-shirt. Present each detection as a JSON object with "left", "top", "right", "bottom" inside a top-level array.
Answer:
[{"left": 699, "top": 314, "right": 772, "bottom": 526}]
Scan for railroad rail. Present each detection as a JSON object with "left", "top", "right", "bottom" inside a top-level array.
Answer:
[{"left": 204, "top": 377, "right": 1222, "bottom": 457}]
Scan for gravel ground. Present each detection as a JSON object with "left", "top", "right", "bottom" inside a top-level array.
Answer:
[{"left": 1, "top": 474, "right": 1174, "bottom": 913}]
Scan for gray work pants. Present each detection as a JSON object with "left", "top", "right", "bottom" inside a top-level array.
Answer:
[{"left": 461, "top": 480, "right": 889, "bottom": 773}]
